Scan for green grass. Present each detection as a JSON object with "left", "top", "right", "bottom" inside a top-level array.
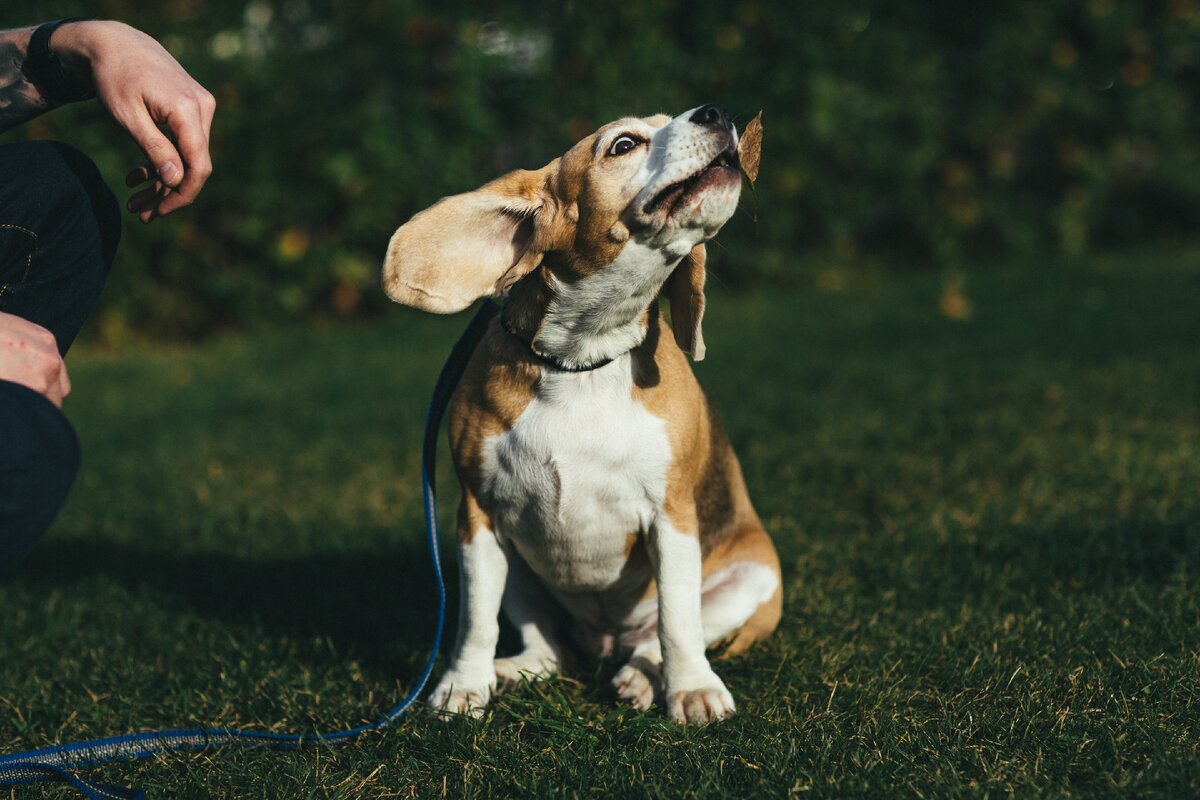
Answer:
[{"left": 2, "top": 251, "right": 1199, "bottom": 798}]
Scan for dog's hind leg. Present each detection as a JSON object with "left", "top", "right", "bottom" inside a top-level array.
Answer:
[
  {"left": 702, "top": 523, "right": 782, "bottom": 658},
  {"left": 494, "top": 551, "right": 567, "bottom": 690}
]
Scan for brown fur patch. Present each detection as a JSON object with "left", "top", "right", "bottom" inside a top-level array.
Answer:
[
  {"left": 455, "top": 488, "right": 493, "bottom": 545},
  {"left": 695, "top": 399, "right": 737, "bottom": 556},
  {"left": 447, "top": 319, "right": 542, "bottom": 541},
  {"left": 503, "top": 267, "right": 555, "bottom": 344}
]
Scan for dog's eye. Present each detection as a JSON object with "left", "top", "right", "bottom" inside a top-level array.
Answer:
[{"left": 608, "top": 135, "right": 641, "bottom": 156}]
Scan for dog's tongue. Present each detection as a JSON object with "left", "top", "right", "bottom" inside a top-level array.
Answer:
[{"left": 738, "top": 111, "right": 763, "bottom": 187}]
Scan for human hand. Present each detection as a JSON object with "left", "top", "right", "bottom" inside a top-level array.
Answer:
[
  {"left": 0, "top": 313, "right": 71, "bottom": 408},
  {"left": 54, "top": 21, "right": 215, "bottom": 223}
]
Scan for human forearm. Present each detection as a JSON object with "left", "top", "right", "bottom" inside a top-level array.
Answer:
[
  {"left": 0, "top": 27, "right": 53, "bottom": 132},
  {"left": 0, "top": 20, "right": 97, "bottom": 133}
]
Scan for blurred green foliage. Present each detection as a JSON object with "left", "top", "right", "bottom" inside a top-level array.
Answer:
[{"left": 4, "top": 0, "right": 1198, "bottom": 336}]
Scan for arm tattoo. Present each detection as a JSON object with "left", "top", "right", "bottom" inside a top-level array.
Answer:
[{"left": 0, "top": 27, "right": 57, "bottom": 134}]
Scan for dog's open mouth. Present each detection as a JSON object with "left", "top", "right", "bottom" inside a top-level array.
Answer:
[{"left": 644, "top": 147, "right": 740, "bottom": 217}]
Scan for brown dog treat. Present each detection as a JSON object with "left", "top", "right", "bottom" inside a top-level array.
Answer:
[{"left": 738, "top": 111, "right": 763, "bottom": 186}]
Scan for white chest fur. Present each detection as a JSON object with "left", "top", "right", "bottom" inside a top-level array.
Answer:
[{"left": 479, "top": 358, "right": 671, "bottom": 592}]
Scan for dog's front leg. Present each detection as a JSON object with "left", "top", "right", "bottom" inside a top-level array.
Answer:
[
  {"left": 428, "top": 501, "right": 508, "bottom": 719},
  {"left": 650, "top": 513, "right": 736, "bottom": 724}
]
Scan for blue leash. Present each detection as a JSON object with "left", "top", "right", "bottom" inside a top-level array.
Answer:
[{"left": 0, "top": 301, "right": 499, "bottom": 799}]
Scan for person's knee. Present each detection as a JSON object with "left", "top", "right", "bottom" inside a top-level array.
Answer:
[
  {"left": 4, "top": 140, "right": 121, "bottom": 269},
  {"left": 0, "top": 141, "right": 122, "bottom": 353},
  {"left": 0, "top": 381, "right": 80, "bottom": 578},
  {"left": 50, "top": 142, "right": 121, "bottom": 268}
]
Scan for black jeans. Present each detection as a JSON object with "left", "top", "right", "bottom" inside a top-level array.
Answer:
[{"left": 0, "top": 140, "right": 120, "bottom": 578}]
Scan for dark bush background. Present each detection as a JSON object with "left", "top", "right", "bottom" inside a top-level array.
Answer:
[{"left": 5, "top": 1, "right": 1198, "bottom": 337}]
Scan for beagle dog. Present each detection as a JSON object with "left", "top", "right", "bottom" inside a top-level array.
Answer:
[{"left": 382, "top": 105, "right": 781, "bottom": 724}]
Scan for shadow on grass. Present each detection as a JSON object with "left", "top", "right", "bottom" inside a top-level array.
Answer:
[
  {"left": 12, "top": 537, "right": 627, "bottom": 711},
  {"left": 15, "top": 538, "right": 455, "bottom": 669}
]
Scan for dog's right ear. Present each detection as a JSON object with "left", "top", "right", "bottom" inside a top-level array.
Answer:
[
  {"left": 382, "top": 165, "right": 557, "bottom": 313},
  {"left": 664, "top": 244, "right": 707, "bottom": 361}
]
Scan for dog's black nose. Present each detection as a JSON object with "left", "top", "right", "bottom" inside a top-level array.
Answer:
[{"left": 689, "top": 104, "right": 730, "bottom": 128}]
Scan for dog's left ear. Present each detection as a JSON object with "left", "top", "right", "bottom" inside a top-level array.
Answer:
[{"left": 664, "top": 244, "right": 707, "bottom": 360}]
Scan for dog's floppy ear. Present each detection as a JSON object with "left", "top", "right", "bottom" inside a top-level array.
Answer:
[
  {"left": 664, "top": 244, "right": 707, "bottom": 360},
  {"left": 382, "top": 166, "right": 556, "bottom": 313}
]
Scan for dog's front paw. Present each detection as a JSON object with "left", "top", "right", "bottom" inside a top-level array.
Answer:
[
  {"left": 427, "top": 669, "right": 495, "bottom": 719},
  {"left": 494, "top": 651, "right": 559, "bottom": 691},
  {"left": 612, "top": 656, "right": 662, "bottom": 711},
  {"left": 664, "top": 671, "right": 735, "bottom": 724}
]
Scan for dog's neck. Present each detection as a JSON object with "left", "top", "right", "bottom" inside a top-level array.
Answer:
[{"left": 505, "top": 241, "right": 679, "bottom": 371}]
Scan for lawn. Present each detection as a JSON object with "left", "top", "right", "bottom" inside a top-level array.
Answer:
[{"left": 2, "top": 251, "right": 1198, "bottom": 798}]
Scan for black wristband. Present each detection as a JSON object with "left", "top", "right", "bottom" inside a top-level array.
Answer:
[{"left": 22, "top": 18, "right": 96, "bottom": 104}]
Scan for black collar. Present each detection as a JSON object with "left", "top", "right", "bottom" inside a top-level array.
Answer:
[{"left": 499, "top": 305, "right": 615, "bottom": 373}]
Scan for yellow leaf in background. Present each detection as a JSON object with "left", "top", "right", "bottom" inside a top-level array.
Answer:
[
  {"left": 1121, "top": 59, "right": 1151, "bottom": 87},
  {"left": 816, "top": 268, "right": 848, "bottom": 291},
  {"left": 940, "top": 281, "right": 973, "bottom": 321},
  {"left": 276, "top": 228, "right": 310, "bottom": 262},
  {"left": 1051, "top": 39, "right": 1078, "bottom": 69},
  {"left": 715, "top": 25, "right": 743, "bottom": 51},
  {"left": 331, "top": 279, "right": 362, "bottom": 315}
]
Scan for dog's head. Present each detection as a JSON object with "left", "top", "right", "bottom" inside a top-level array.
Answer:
[{"left": 382, "top": 105, "right": 744, "bottom": 361}]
